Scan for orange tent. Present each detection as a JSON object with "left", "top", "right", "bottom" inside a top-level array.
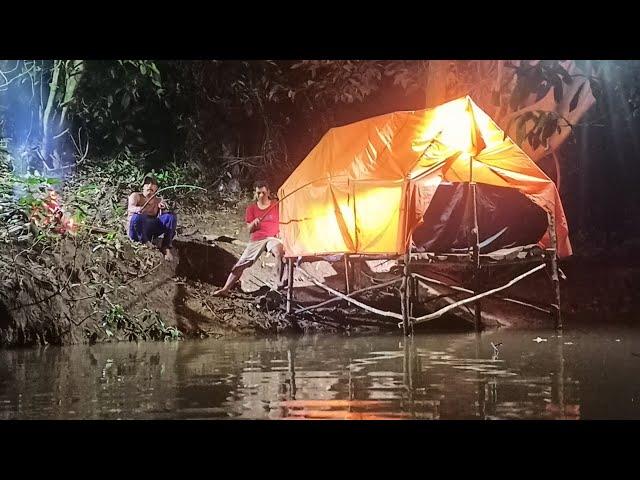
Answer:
[{"left": 278, "top": 96, "right": 571, "bottom": 258}]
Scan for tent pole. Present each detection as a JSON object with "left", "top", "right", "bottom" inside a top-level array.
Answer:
[
  {"left": 470, "top": 182, "right": 482, "bottom": 331},
  {"left": 401, "top": 180, "right": 412, "bottom": 336},
  {"left": 467, "top": 155, "right": 482, "bottom": 331}
]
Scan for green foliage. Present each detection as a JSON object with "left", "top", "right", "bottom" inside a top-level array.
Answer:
[
  {"left": 71, "top": 60, "right": 168, "bottom": 155},
  {"left": 4, "top": 58, "right": 640, "bottom": 196},
  {"left": 148, "top": 161, "right": 194, "bottom": 190},
  {"left": 496, "top": 60, "right": 640, "bottom": 151},
  {"left": 12, "top": 173, "right": 60, "bottom": 215},
  {"left": 290, "top": 60, "right": 424, "bottom": 105},
  {"left": 90, "top": 305, "right": 182, "bottom": 343},
  {"left": 102, "top": 154, "right": 146, "bottom": 190},
  {"left": 90, "top": 228, "right": 123, "bottom": 257},
  {"left": 503, "top": 110, "right": 566, "bottom": 149}
]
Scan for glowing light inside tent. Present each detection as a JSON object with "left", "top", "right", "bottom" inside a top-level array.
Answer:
[
  {"left": 412, "top": 101, "right": 474, "bottom": 156},
  {"left": 291, "top": 183, "right": 403, "bottom": 254}
]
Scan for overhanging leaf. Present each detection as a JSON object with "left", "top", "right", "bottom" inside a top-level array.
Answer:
[
  {"left": 121, "top": 92, "right": 131, "bottom": 110},
  {"left": 516, "top": 117, "right": 527, "bottom": 146},
  {"left": 569, "top": 83, "right": 585, "bottom": 112},
  {"left": 541, "top": 117, "right": 558, "bottom": 143},
  {"left": 551, "top": 76, "right": 564, "bottom": 103}
]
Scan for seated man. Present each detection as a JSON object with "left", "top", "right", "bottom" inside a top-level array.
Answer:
[
  {"left": 127, "top": 175, "right": 177, "bottom": 261},
  {"left": 213, "top": 180, "right": 285, "bottom": 296}
]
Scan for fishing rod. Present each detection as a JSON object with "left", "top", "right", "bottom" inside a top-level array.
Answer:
[
  {"left": 255, "top": 174, "right": 349, "bottom": 223},
  {"left": 139, "top": 184, "right": 207, "bottom": 211}
]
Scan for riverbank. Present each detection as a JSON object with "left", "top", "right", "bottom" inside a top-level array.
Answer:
[{"left": 2, "top": 188, "right": 639, "bottom": 348}]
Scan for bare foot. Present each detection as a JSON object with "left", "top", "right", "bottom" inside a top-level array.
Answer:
[
  {"left": 212, "top": 289, "right": 230, "bottom": 297},
  {"left": 164, "top": 249, "right": 174, "bottom": 262}
]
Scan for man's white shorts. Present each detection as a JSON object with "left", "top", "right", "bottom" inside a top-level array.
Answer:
[{"left": 233, "top": 237, "right": 283, "bottom": 269}]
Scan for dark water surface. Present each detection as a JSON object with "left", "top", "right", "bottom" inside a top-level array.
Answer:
[{"left": 2, "top": 327, "right": 640, "bottom": 419}]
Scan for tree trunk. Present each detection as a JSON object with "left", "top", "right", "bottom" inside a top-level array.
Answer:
[
  {"left": 40, "top": 60, "right": 85, "bottom": 170},
  {"left": 40, "top": 60, "right": 62, "bottom": 168},
  {"left": 58, "top": 60, "right": 84, "bottom": 130},
  {"left": 424, "top": 61, "right": 451, "bottom": 108}
]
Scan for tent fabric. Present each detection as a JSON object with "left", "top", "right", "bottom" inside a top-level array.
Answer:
[
  {"left": 278, "top": 96, "right": 572, "bottom": 258},
  {"left": 412, "top": 183, "right": 549, "bottom": 253}
]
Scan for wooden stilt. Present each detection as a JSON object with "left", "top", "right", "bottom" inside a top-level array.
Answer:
[
  {"left": 401, "top": 250, "right": 411, "bottom": 336},
  {"left": 546, "top": 212, "right": 562, "bottom": 329},
  {"left": 399, "top": 177, "right": 412, "bottom": 336},
  {"left": 474, "top": 274, "right": 482, "bottom": 330},
  {"left": 286, "top": 257, "right": 294, "bottom": 314},
  {"left": 352, "top": 258, "right": 362, "bottom": 292},
  {"left": 469, "top": 181, "right": 482, "bottom": 332},
  {"left": 344, "top": 254, "right": 350, "bottom": 295},
  {"left": 409, "top": 274, "right": 417, "bottom": 335}
]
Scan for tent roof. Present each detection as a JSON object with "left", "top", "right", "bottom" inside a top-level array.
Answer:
[{"left": 279, "top": 96, "right": 571, "bottom": 258}]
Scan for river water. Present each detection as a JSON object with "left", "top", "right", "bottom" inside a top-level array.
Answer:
[{"left": 2, "top": 327, "right": 639, "bottom": 419}]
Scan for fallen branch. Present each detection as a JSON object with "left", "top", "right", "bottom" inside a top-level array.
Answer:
[
  {"left": 295, "top": 277, "right": 402, "bottom": 314},
  {"left": 413, "top": 263, "right": 546, "bottom": 325},
  {"left": 412, "top": 272, "right": 550, "bottom": 314},
  {"left": 67, "top": 309, "right": 100, "bottom": 327},
  {"left": 241, "top": 272, "right": 350, "bottom": 330},
  {"left": 296, "top": 268, "right": 403, "bottom": 321},
  {"left": 69, "top": 127, "right": 90, "bottom": 164},
  {"left": 53, "top": 128, "right": 69, "bottom": 140},
  {"left": 66, "top": 259, "right": 163, "bottom": 304},
  {"left": 8, "top": 254, "right": 76, "bottom": 312}
]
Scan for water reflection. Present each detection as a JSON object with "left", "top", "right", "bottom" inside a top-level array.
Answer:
[{"left": 1, "top": 328, "right": 639, "bottom": 419}]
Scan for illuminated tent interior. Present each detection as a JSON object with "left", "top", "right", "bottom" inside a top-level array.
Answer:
[{"left": 278, "top": 96, "right": 571, "bottom": 259}]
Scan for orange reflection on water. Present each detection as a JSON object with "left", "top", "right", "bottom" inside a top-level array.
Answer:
[{"left": 276, "top": 399, "right": 410, "bottom": 420}]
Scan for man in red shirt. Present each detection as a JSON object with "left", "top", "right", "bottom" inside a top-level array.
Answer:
[{"left": 213, "top": 180, "right": 285, "bottom": 296}]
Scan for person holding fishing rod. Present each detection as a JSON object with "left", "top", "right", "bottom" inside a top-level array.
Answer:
[
  {"left": 127, "top": 174, "right": 178, "bottom": 261},
  {"left": 213, "top": 180, "right": 285, "bottom": 297}
]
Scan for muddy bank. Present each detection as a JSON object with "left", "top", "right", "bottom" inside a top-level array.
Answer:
[{"left": 0, "top": 197, "right": 350, "bottom": 348}]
